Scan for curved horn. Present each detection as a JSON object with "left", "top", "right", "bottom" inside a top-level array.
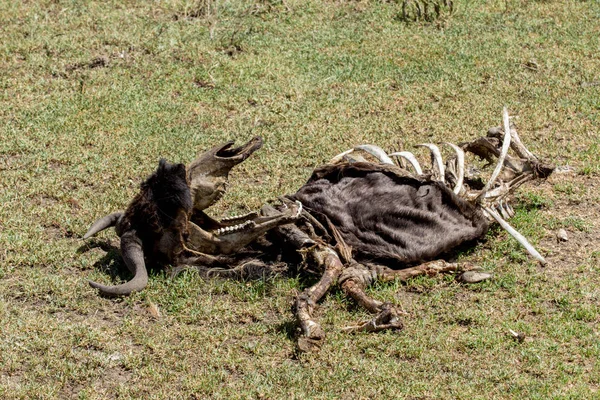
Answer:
[
  {"left": 83, "top": 212, "right": 123, "bottom": 239},
  {"left": 88, "top": 230, "right": 148, "bottom": 296},
  {"left": 389, "top": 151, "right": 424, "bottom": 175}
]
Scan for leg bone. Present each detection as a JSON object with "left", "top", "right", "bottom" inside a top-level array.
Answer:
[
  {"left": 295, "top": 246, "right": 345, "bottom": 352},
  {"left": 375, "top": 259, "right": 471, "bottom": 282},
  {"left": 339, "top": 264, "right": 405, "bottom": 333}
]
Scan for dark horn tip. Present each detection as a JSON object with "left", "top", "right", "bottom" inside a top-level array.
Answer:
[{"left": 88, "top": 280, "right": 139, "bottom": 297}]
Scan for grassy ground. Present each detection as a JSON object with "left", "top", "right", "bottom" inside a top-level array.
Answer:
[{"left": 1, "top": 0, "right": 600, "bottom": 398}]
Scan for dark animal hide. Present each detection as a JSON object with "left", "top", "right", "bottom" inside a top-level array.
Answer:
[
  {"left": 121, "top": 158, "right": 192, "bottom": 265},
  {"left": 291, "top": 163, "right": 489, "bottom": 266},
  {"left": 87, "top": 159, "right": 191, "bottom": 296}
]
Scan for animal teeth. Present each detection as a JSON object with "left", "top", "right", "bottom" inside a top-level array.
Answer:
[{"left": 215, "top": 220, "right": 256, "bottom": 236}]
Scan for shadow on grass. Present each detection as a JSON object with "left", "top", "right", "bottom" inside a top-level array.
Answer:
[
  {"left": 275, "top": 320, "right": 298, "bottom": 341},
  {"left": 76, "top": 239, "right": 134, "bottom": 288}
]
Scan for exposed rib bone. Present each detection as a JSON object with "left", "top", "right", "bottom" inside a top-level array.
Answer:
[
  {"left": 329, "top": 149, "right": 354, "bottom": 164},
  {"left": 388, "top": 151, "right": 424, "bottom": 175},
  {"left": 484, "top": 206, "right": 546, "bottom": 265},
  {"left": 477, "top": 108, "right": 512, "bottom": 201},
  {"left": 330, "top": 145, "right": 395, "bottom": 165},
  {"left": 443, "top": 142, "right": 465, "bottom": 194},
  {"left": 354, "top": 145, "right": 395, "bottom": 165},
  {"left": 416, "top": 143, "right": 445, "bottom": 182},
  {"left": 498, "top": 200, "right": 515, "bottom": 219},
  {"left": 489, "top": 126, "right": 537, "bottom": 161}
]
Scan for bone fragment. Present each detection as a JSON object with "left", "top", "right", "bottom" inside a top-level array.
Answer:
[
  {"left": 388, "top": 151, "right": 424, "bottom": 175},
  {"left": 443, "top": 142, "right": 465, "bottom": 194},
  {"left": 508, "top": 328, "right": 526, "bottom": 343},
  {"left": 458, "top": 270, "right": 494, "bottom": 283},
  {"left": 484, "top": 206, "right": 546, "bottom": 265},
  {"left": 341, "top": 303, "right": 405, "bottom": 334},
  {"left": 557, "top": 229, "right": 568, "bottom": 242}
]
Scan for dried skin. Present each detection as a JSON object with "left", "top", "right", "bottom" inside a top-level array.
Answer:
[{"left": 292, "top": 163, "right": 489, "bottom": 266}]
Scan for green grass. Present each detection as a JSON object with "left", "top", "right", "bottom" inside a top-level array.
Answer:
[{"left": 2, "top": 0, "right": 600, "bottom": 398}]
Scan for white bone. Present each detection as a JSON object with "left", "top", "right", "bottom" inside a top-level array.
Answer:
[
  {"left": 500, "top": 200, "right": 515, "bottom": 218},
  {"left": 416, "top": 143, "right": 445, "bottom": 182},
  {"left": 505, "top": 202, "right": 515, "bottom": 218},
  {"left": 478, "top": 108, "right": 512, "bottom": 201},
  {"left": 354, "top": 145, "right": 395, "bottom": 165},
  {"left": 498, "top": 202, "right": 510, "bottom": 220},
  {"left": 484, "top": 206, "right": 546, "bottom": 265},
  {"left": 510, "top": 128, "right": 536, "bottom": 160},
  {"left": 295, "top": 200, "right": 303, "bottom": 217},
  {"left": 443, "top": 142, "right": 465, "bottom": 194},
  {"left": 329, "top": 149, "right": 355, "bottom": 164},
  {"left": 388, "top": 151, "right": 424, "bottom": 175}
]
